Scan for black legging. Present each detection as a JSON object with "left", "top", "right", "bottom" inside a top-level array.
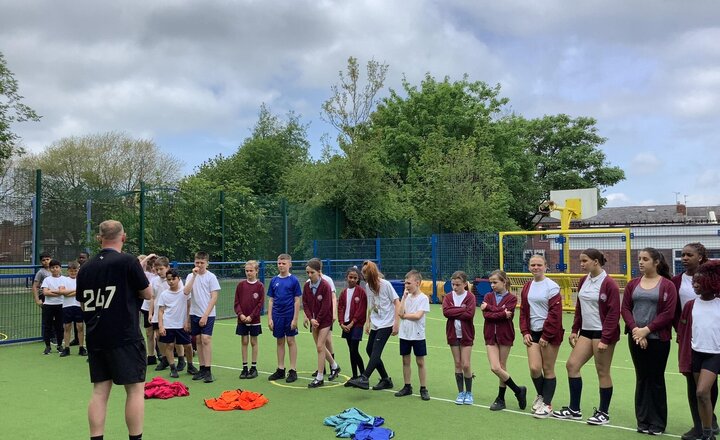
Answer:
[
  {"left": 629, "top": 335, "right": 670, "bottom": 431},
  {"left": 363, "top": 327, "right": 392, "bottom": 380},
  {"left": 42, "top": 304, "right": 64, "bottom": 347},
  {"left": 346, "top": 338, "right": 365, "bottom": 378}
]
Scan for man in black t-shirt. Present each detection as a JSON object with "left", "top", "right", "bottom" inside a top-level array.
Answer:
[{"left": 76, "top": 220, "right": 151, "bottom": 440}]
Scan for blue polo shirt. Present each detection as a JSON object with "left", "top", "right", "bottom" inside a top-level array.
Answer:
[{"left": 267, "top": 274, "right": 302, "bottom": 317}]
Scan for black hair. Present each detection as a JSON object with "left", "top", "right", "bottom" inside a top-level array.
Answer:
[
  {"left": 641, "top": 247, "right": 671, "bottom": 280},
  {"left": 581, "top": 248, "right": 607, "bottom": 266},
  {"left": 40, "top": 253, "right": 51, "bottom": 259},
  {"left": 49, "top": 259, "right": 61, "bottom": 268},
  {"left": 166, "top": 268, "right": 180, "bottom": 279}
]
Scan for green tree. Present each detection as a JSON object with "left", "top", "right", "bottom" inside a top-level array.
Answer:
[{"left": 0, "top": 51, "right": 40, "bottom": 166}]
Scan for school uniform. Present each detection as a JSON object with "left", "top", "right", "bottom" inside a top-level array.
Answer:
[
  {"left": 187, "top": 271, "right": 221, "bottom": 336},
  {"left": 519, "top": 279, "right": 564, "bottom": 346},
  {"left": 234, "top": 280, "right": 265, "bottom": 336},
  {"left": 621, "top": 276, "right": 678, "bottom": 433},
  {"left": 337, "top": 285, "right": 367, "bottom": 339},
  {"left": 302, "top": 278, "right": 334, "bottom": 329},
  {"left": 571, "top": 272, "right": 620, "bottom": 345},
  {"left": 61, "top": 276, "right": 83, "bottom": 324},
  {"left": 41, "top": 275, "right": 66, "bottom": 348},
  {"left": 267, "top": 274, "right": 302, "bottom": 338},
  {"left": 442, "top": 290, "right": 476, "bottom": 346},
  {"left": 481, "top": 291, "right": 515, "bottom": 346},
  {"left": 157, "top": 288, "right": 192, "bottom": 345}
]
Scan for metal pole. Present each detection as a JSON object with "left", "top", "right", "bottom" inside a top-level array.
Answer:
[
  {"left": 282, "top": 198, "right": 288, "bottom": 253},
  {"left": 139, "top": 181, "right": 145, "bottom": 254},
  {"left": 85, "top": 199, "right": 92, "bottom": 253},
  {"left": 220, "top": 191, "right": 226, "bottom": 261},
  {"left": 33, "top": 169, "right": 42, "bottom": 265}
]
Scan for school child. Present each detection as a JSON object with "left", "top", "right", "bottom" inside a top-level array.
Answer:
[
  {"left": 32, "top": 253, "right": 52, "bottom": 307},
  {"left": 59, "top": 261, "right": 86, "bottom": 357},
  {"left": 622, "top": 247, "right": 678, "bottom": 435},
  {"left": 347, "top": 261, "right": 400, "bottom": 391},
  {"left": 338, "top": 266, "right": 367, "bottom": 385},
  {"left": 442, "top": 271, "right": 478, "bottom": 405},
  {"left": 266, "top": 253, "right": 303, "bottom": 383},
  {"left": 40, "top": 259, "right": 66, "bottom": 354},
  {"left": 393, "top": 270, "right": 431, "bottom": 400},
  {"left": 552, "top": 249, "right": 620, "bottom": 425},
  {"left": 234, "top": 260, "right": 265, "bottom": 379},
  {"left": 304, "top": 258, "right": 339, "bottom": 379},
  {"left": 519, "top": 254, "right": 564, "bottom": 418},
  {"left": 139, "top": 254, "right": 158, "bottom": 363},
  {"left": 678, "top": 261, "right": 720, "bottom": 440},
  {"left": 184, "top": 251, "right": 221, "bottom": 383},
  {"left": 303, "top": 259, "right": 340, "bottom": 387},
  {"left": 673, "top": 243, "right": 719, "bottom": 440},
  {"left": 482, "top": 270, "right": 527, "bottom": 410},
  {"left": 158, "top": 269, "right": 197, "bottom": 379},
  {"left": 150, "top": 257, "right": 170, "bottom": 369}
]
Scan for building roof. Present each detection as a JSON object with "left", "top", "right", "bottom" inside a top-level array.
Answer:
[{"left": 579, "top": 204, "right": 720, "bottom": 226}]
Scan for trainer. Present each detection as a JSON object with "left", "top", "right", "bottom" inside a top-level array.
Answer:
[{"left": 76, "top": 220, "right": 152, "bottom": 440}]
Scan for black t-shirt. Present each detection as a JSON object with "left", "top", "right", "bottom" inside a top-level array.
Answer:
[{"left": 76, "top": 248, "right": 149, "bottom": 350}]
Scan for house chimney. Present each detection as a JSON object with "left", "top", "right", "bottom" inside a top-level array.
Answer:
[{"left": 676, "top": 203, "right": 687, "bottom": 216}]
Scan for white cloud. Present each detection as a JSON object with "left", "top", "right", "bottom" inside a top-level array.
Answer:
[{"left": 605, "top": 193, "right": 630, "bottom": 206}]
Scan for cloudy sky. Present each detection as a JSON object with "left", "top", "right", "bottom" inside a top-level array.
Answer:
[{"left": 2, "top": 0, "right": 719, "bottom": 209}]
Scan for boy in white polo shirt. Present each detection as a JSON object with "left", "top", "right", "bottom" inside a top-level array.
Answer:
[
  {"left": 59, "top": 261, "right": 86, "bottom": 356},
  {"left": 158, "top": 269, "right": 196, "bottom": 378},
  {"left": 40, "top": 259, "right": 66, "bottom": 354},
  {"left": 395, "top": 270, "right": 431, "bottom": 400}
]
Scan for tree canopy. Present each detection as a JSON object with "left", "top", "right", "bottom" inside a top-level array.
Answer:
[{"left": 0, "top": 51, "right": 40, "bottom": 166}]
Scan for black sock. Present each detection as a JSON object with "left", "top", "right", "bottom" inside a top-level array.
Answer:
[
  {"left": 532, "top": 376, "right": 544, "bottom": 396},
  {"left": 207, "top": 366, "right": 212, "bottom": 373},
  {"left": 243, "top": 362, "right": 248, "bottom": 369},
  {"left": 178, "top": 356, "right": 185, "bottom": 362},
  {"left": 129, "top": 434, "right": 142, "bottom": 440},
  {"left": 420, "top": 386, "right": 427, "bottom": 391},
  {"left": 569, "top": 377, "right": 582, "bottom": 411},
  {"left": 455, "top": 373, "right": 464, "bottom": 392},
  {"left": 542, "top": 377, "right": 557, "bottom": 405},
  {"left": 505, "top": 377, "right": 520, "bottom": 394},
  {"left": 404, "top": 383, "right": 412, "bottom": 389},
  {"left": 464, "top": 375, "right": 473, "bottom": 393},
  {"left": 498, "top": 386, "right": 507, "bottom": 400},
  {"left": 251, "top": 362, "right": 257, "bottom": 368},
  {"left": 90, "top": 436, "right": 103, "bottom": 440},
  {"left": 599, "top": 386, "right": 613, "bottom": 413}
]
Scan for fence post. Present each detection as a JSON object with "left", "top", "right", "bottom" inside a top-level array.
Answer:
[
  {"left": 259, "top": 260, "right": 266, "bottom": 285},
  {"left": 431, "top": 234, "right": 438, "bottom": 303},
  {"left": 33, "top": 169, "right": 42, "bottom": 265},
  {"left": 313, "top": 240, "right": 318, "bottom": 258},
  {"left": 282, "top": 198, "right": 288, "bottom": 253},
  {"left": 220, "top": 190, "right": 226, "bottom": 262},
  {"left": 375, "top": 236, "right": 381, "bottom": 268},
  {"left": 85, "top": 199, "right": 93, "bottom": 253},
  {"left": 139, "top": 181, "right": 146, "bottom": 254}
]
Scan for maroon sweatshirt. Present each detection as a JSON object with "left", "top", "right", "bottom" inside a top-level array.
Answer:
[
  {"left": 671, "top": 273, "right": 684, "bottom": 331},
  {"left": 621, "top": 277, "right": 678, "bottom": 342},
  {"left": 234, "top": 280, "right": 265, "bottom": 324},
  {"left": 442, "top": 291, "right": 476, "bottom": 346},
  {"left": 571, "top": 275, "right": 621, "bottom": 345},
  {"left": 302, "top": 278, "right": 333, "bottom": 329},
  {"left": 676, "top": 299, "right": 694, "bottom": 375},
  {"left": 519, "top": 281, "right": 564, "bottom": 346},
  {"left": 337, "top": 285, "right": 368, "bottom": 329},
  {"left": 482, "top": 291, "right": 517, "bottom": 346}
]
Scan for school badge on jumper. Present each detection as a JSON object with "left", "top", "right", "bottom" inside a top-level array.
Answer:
[
  {"left": 600, "top": 293, "right": 607, "bottom": 302},
  {"left": 317, "top": 295, "right": 323, "bottom": 301},
  {"left": 354, "top": 297, "right": 360, "bottom": 303},
  {"left": 253, "top": 293, "right": 259, "bottom": 299}
]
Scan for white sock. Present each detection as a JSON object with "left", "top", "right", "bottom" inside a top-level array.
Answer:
[
  {"left": 331, "top": 362, "right": 338, "bottom": 370},
  {"left": 316, "top": 372, "right": 324, "bottom": 380}
]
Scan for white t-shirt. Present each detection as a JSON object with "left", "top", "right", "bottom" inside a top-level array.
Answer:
[
  {"left": 188, "top": 271, "right": 221, "bottom": 317},
  {"left": 679, "top": 273, "right": 697, "bottom": 310},
  {"left": 452, "top": 291, "right": 468, "bottom": 338},
  {"left": 578, "top": 271, "right": 606, "bottom": 331},
  {"left": 344, "top": 287, "right": 355, "bottom": 322},
  {"left": 151, "top": 277, "right": 170, "bottom": 324},
  {"left": 41, "top": 275, "right": 66, "bottom": 306},
  {"left": 399, "top": 292, "right": 430, "bottom": 340},
  {"left": 142, "top": 271, "right": 158, "bottom": 311},
  {"left": 61, "top": 276, "right": 80, "bottom": 308},
  {"left": 367, "top": 278, "right": 399, "bottom": 330},
  {"left": 528, "top": 278, "right": 561, "bottom": 332},
  {"left": 692, "top": 297, "right": 720, "bottom": 354},
  {"left": 158, "top": 288, "right": 190, "bottom": 329}
]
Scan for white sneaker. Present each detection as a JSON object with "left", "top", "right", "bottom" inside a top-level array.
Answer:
[
  {"left": 587, "top": 408, "right": 610, "bottom": 425},
  {"left": 552, "top": 406, "right": 582, "bottom": 420},
  {"left": 531, "top": 395, "right": 544, "bottom": 412},
  {"left": 533, "top": 403, "right": 553, "bottom": 419}
]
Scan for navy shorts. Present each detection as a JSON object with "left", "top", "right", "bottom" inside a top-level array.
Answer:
[
  {"left": 272, "top": 314, "right": 298, "bottom": 339},
  {"left": 88, "top": 341, "right": 146, "bottom": 385},
  {"left": 236, "top": 323, "right": 262, "bottom": 337},
  {"left": 159, "top": 328, "right": 192, "bottom": 345},
  {"left": 62, "top": 306, "right": 83, "bottom": 324},
  {"left": 530, "top": 330, "right": 543, "bottom": 344},
  {"left": 692, "top": 350, "right": 720, "bottom": 374},
  {"left": 152, "top": 322, "right": 159, "bottom": 331},
  {"left": 341, "top": 324, "right": 363, "bottom": 341},
  {"left": 140, "top": 310, "right": 151, "bottom": 328},
  {"left": 399, "top": 338, "right": 427, "bottom": 357},
  {"left": 190, "top": 315, "right": 215, "bottom": 336},
  {"left": 579, "top": 329, "right": 603, "bottom": 340}
]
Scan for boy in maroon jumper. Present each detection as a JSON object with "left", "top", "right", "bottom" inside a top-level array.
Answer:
[
  {"left": 235, "top": 260, "right": 265, "bottom": 379},
  {"left": 303, "top": 259, "right": 338, "bottom": 387},
  {"left": 337, "top": 267, "right": 367, "bottom": 383}
]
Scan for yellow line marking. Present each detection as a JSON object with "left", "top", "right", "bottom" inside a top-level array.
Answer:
[{"left": 0, "top": 332, "right": 8, "bottom": 341}]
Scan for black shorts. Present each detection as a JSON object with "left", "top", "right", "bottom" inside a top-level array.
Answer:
[
  {"left": 341, "top": 325, "right": 363, "bottom": 341},
  {"left": 140, "top": 310, "right": 151, "bottom": 328},
  {"left": 530, "top": 330, "right": 543, "bottom": 344},
  {"left": 236, "top": 323, "right": 262, "bottom": 337},
  {"left": 399, "top": 339, "right": 427, "bottom": 357},
  {"left": 62, "top": 306, "right": 83, "bottom": 324},
  {"left": 152, "top": 322, "right": 159, "bottom": 330},
  {"left": 579, "top": 329, "right": 603, "bottom": 340},
  {"left": 158, "top": 328, "right": 192, "bottom": 345},
  {"left": 692, "top": 350, "right": 720, "bottom": 374},
  {"left": 88, "top": 341, "right": 147, "bottom": 385}
]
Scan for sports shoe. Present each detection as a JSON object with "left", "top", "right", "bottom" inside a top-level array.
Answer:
[
  {"left": 187, "top": 364, "right": 199, "bottom": 375},
  {"left": 155, "top": 357, "right": 169, "bottom": 371},
  {"left": 531, "top": 395, "right": 544, "bottom": 412},
  {"left": 328, "top": 365, "right": 341, "bottom": 381},
  {"left": 247, "top": 366, "right": 258, "bottom": 379},
  {"left": 463, "top": 392, "right": 474, "bottom": 405},
  {"left": 533, "top": 403, "right": 552, "bottom": 419},
  {"left": 648, "top": 427, "right": 664, "bottom": 436},
  {"left": 56, "top": 345, "right": 63, "bottom": 353},
  {"left": 285, "top": 369, "right": 297, "bottom": 383},
  {"left": 308, "top": 378, "right": 324, "bottom": 388},
  {"left": 69, "top": 338, "right": 79, "bottom": 346},
  {"left": 59, "top": 347, "right": 71, "bottom": 357},
  {"left": 586, "top": 408, "right": 610, "bottom": 425},
  {"left": 552, "top": 406, "right": 582, "bottom": 420},
  {"left": 490, "top": 398, "right": 506, "bottom": 411},
  {"left": 516, "top": 386, "right": 528, "bottom": 410},
  {"left": 268, "top": 368, "right": 286, "bottom": 381},
  {"left": 239, "top": 368, "right": 249, "bottom": 379},
  {"left": 345, "top": 377, "right": 356, "bottom": 387},
  {"left": 455, "top": 392, "right": 466, "bottom": 405},
  {"left": 176, "top": 357, "right": 186, "bottom": 372},
  {"left": 192, "top": 370, "right": 207, "bottom": 381},
  {"left": 203, "top": 373, "right": 215, "bottom": 383},
  {"left": 147, "top": 355, "right": 157, "bottom": 365},
  {"left": 170, "top": 367, "right": 179, "bottom": 378},
  {"left": 420, "top": 388, "right": 430, "bottom": 401},
  {"left": 347, "top": 375, "right": 370, "bottom": 390},
  {"left": 394, "top": 385, "right": 413, "bottom": 397},
  {"left": 681, "top": 428, "right": 701, "bottom": 440},
  {"left": 637, "top": 425, "right": 649, "bottom": 434},
  {"left": 78, "top": 346, "right": 88, "bottom": 356},
  {"left": 372, "top": 377, "right": 394, "bottom": 391},
  {"left": 43, "top": 346, "right": 51, "bottom": 355}
]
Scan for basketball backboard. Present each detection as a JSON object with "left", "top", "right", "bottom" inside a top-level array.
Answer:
[{"left": 549, "top": 188, "right": 598, "bottom": 220}]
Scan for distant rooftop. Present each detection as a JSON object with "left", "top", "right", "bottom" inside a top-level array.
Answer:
[{"left": 580, "top": 204, "right": 720, "bottom": 226}]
